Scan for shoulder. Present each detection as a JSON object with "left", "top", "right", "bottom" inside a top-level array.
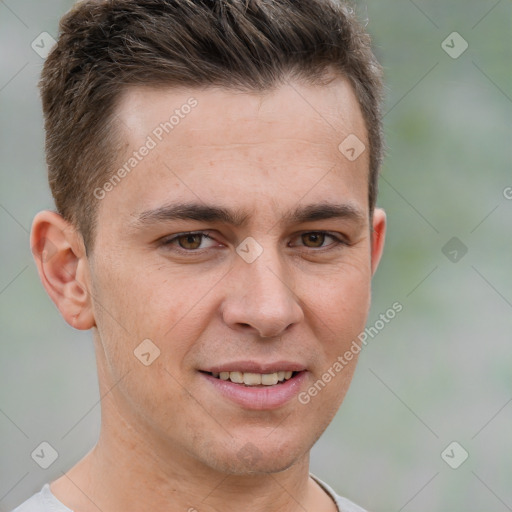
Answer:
[
  {"left": 310, "top": 474, "right": 370, "bottom": 512},
  {"left": 10, "top": 484, "right": 73, "bottom": 512}
]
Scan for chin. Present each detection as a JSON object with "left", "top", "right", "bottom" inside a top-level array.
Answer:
[{"left": 202, "top": 436, "right": 309, "bottom": 476}]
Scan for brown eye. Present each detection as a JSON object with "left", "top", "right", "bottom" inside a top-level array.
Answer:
[
  {"left": 301, "top": 232, "right": 325, "bottom": 248},
  {"left": 177, "top": 233, "right": 203, "bottom": 249},
  {"left": 160, "top": 231, "right": 219, "bottom": 253}
]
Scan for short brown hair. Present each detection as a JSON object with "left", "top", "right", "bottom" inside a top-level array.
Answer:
[{"left": 40, "top": 0, "right": 384, "bottom": 252}]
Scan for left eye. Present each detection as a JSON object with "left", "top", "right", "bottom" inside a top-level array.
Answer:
[{"left": 162, "top": 232, "right": 216, "bottom": 251}]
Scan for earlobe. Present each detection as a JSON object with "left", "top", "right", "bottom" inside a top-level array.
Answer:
[
  {"left": 370, "top": 208, "right": 386, "bottom": 276},
  {"left": 30, "top": 211, "right": 95, "bottom": 330}
]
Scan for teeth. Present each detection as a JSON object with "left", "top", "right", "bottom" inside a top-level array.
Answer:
[
  {"left": 229, "top": 371, "right": 244, "bottom": 384},
  {"left": 243, "top": 372, "right": 261, "bottom": 386},
  {"left": 212, "top": 370, "right": 296, "bottom": 386},
  {"left": 261, "top": 373, "right": 278, "bottom": 385}
]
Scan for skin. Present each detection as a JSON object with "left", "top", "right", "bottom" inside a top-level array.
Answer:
[{"left": 31, "top": 76, "right": 386, "bottom": 512}]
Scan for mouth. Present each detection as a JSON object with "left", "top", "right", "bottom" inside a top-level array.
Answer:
[
  {"left": 201, "top": 370, "right": 299, "bottom": 387},
  {"left": 199, "top": 367, "right": 307, "bottom": 410}
]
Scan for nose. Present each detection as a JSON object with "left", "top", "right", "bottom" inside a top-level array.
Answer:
[{"left": 220, "top": 246, "right": 304, "bottom": 338}]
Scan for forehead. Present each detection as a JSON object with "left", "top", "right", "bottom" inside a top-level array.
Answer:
[
  {"left": 116, "top": 77, "right": 366, "bottom": 147},
  {"left": 101, "top": 78, "right": 369, "bottom": 225}
]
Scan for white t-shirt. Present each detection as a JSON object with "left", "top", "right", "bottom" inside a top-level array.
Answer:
[{"left": 11, "top": 475, "right": 368, "bottom": 512}]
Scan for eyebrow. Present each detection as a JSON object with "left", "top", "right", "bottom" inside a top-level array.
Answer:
[{"left": 132, "top": 201, "right": 366, "bottom": 229}]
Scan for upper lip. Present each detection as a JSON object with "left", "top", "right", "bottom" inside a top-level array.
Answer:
[{"left": 202, "top": 361, "right": 306, "bottom": 374}]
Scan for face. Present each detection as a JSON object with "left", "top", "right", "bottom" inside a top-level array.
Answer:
[{"left": 81, "top": 78, "right": 385, "bottom": 474}]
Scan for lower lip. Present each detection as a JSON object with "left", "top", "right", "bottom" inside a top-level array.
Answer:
[{"left": 201, "top": 371, "right": 308, "bottom": 410}]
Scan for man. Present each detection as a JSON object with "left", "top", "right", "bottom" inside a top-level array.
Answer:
[{"left": 15, "top": 0, "right": 386, "bottom": 511}]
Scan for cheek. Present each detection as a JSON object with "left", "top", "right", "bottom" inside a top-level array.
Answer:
[
  {"left": 89, "top": 259, "right": 204, "bottom": 431},
  {"left": 90, "top": 257, "right": 220, "bottom": 374},
  {"left": 299, "top": 259, "right": 371, "bottom": 416},
  {"left": 89, "top": 258, "right": 159, "bottom": 383},
  {"left": 306, "top": 263, "right": 372, "bottom": 344},
  {"left": 92, "top": 258, "right": 173, "bottom": 335}
]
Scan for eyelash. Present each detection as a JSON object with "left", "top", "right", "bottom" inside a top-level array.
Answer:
[{"left": 159, "top": 231, "right": 347, "bottom": 254}]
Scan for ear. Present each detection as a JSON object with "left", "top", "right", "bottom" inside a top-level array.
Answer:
[
  {"left": 370, "top": 207, "right": 386, "bottom": 276},
  {"left": 30, "top": 211, "right": 95, "bottom": 330}
]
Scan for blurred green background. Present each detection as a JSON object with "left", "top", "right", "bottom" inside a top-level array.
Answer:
[{"left": 1, "top": 1, "right": 511, "bottom": 511}]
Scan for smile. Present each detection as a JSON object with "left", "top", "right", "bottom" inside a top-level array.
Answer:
[
  {"left": 200, "top": 368, "right": 307, "bottom": 410},
  {"left": 208, "top": 370, "right": 297, "bottom": 386}
]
